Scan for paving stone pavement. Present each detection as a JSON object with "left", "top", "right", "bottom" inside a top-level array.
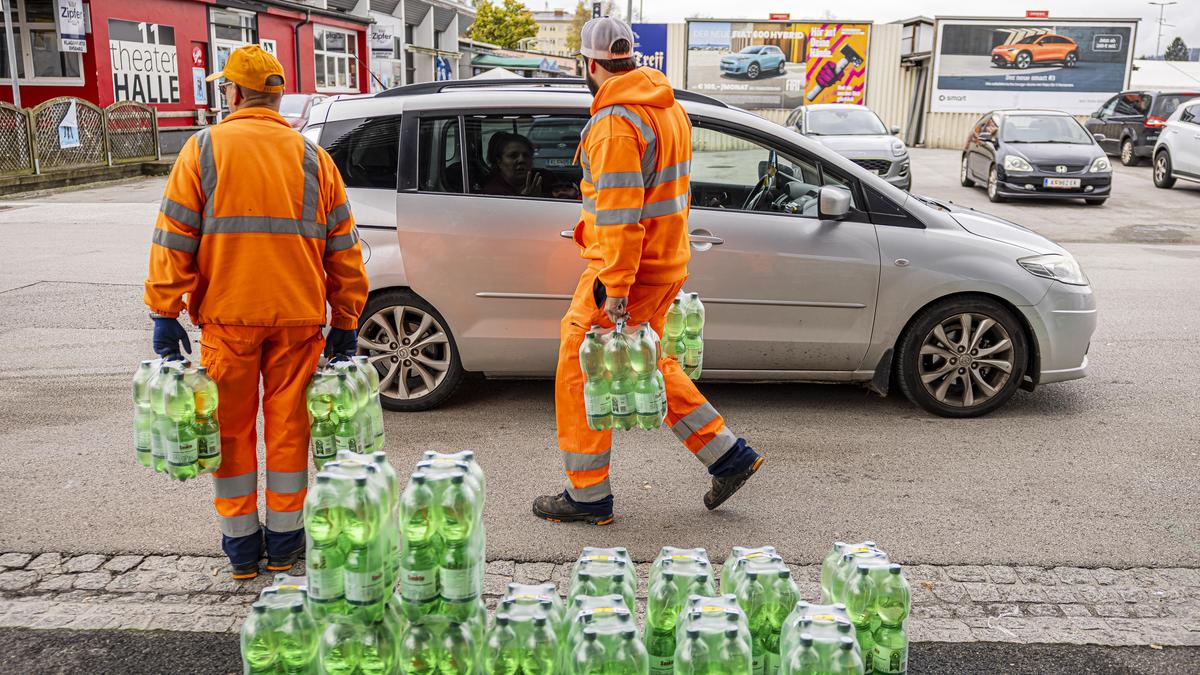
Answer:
[{"left": 0, "top": 553, "right": 1197, "bottom": 646}]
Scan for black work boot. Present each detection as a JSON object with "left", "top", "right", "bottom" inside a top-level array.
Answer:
[
  {"left": 229, "top": 560, "right": 260, "bottom": 581},
  {"left": 704, "top": 455, "right": 766, "bottom": 510},
  {"left": 266, "top": 544, "right": 305, "bottom": 573},
  {"left": 532, "top": 492, "right": 614, "bottom": 526}
]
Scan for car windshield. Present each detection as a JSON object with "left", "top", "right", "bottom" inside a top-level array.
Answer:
[
  {"left": 279, "top": 95, "right": 309, "bottom": 117},
  {"left": 1002, "top": 115, "right": 1092, "bottom": 144},
  {"left": 739, "top": 46, "right": 761, "bottom": 54},
  {"left": 1015, "top": 35, "right": 1041, "bottom": 45},
  {"left": 806, "top": 108, "right": 888, "bottom": 136}
]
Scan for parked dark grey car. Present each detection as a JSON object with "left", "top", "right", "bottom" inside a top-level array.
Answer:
[{"left": 1085, "top": 89, "right": 1200, "bottom": 166}]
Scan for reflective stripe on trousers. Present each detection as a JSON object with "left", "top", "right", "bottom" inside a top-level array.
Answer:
[{"left": 555, "top": 269, "right": 736, "bottom": 502}]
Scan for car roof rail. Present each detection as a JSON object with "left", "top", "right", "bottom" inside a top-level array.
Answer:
[{"left": 374, "top": 77, "right": 728, "bottom": 108}]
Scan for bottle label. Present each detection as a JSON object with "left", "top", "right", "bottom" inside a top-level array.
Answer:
[
  {"left": 135, "top": 428, "right": 151, "bottom": 450},
  {"left": 585, "top": 394, "right": 611, "bottom": 416},
  {"left": 649, "top": 656, "right": 674, "bottom": 674},
  {"left": 684, "top": 348, "right": 700, "bottom": 368},
  {"left": 635, "top": 391, "right": 658, "bottom": 414},
  {"left": 400, "top": 568, "right": 438, "bottom": 601},
  {"left": 611, "top": 393, "right": 632, "bottom": 416},
  {"left": 335, "top": 435, "right": 357, "bottom": 453},
  {"left": 306, "top": 565, "right": 344, "bottom": 601},
  {"left": 168, "top": 438, "right": 197, "bottom": 465},
  {"left": 344, "top": 568, "right": 385, "bottom": 605},
  {"left": 752, "top": 655, "right": 765, "bottom": 675},
  {"left": 440, "top": 567, "right": 479, "bottom": 601},
  {"left": 150, "top": 429, "right": 163, "bottom": 457},
  {"left": 873, "top": 646, "right": 907, "bottom": 673},
  {"left": 312, "top": 435, "right": 336, "bottom": 460},
  {"left": 198, "top": 433, "right": 220, "bottom": 459},
  {"left": 764, "top": 652, "right": 780, "bottom": 675}
]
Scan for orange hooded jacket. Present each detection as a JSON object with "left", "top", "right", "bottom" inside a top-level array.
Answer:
[
  {"left": 574, "top": 67, "right": 692, "bottom": 298},
  {"left": 144, "top": 107, "right": 367, "bottom": 330}
]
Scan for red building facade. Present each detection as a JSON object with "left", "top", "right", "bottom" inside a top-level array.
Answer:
[{"left": 1, "top": 0, "right": 369, "bottom": 127}]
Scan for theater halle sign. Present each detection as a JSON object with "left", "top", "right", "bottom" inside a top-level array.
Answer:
[{"left": 109, "top": 19, "right": 180, "bottom": 104}]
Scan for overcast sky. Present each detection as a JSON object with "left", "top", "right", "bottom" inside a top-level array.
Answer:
[{"left": 532, "top": 1, "right": 1199, "bottom": 57}]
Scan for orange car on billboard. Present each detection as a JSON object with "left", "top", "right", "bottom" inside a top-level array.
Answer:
[{"left": 991, "top": 33, "right": 1079, "bottom": 69}]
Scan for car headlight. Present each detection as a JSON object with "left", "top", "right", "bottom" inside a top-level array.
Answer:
[
  {"left": 1018, "top": 253, "right": 1089, "bottom": 286},
  {"left": 1003, "top": 155, "right": 1033, "bottom": 172},
  {"left": 1089, "top": 156, "right": 1111, "bottom": 173},
  {"left": 890, "top": 140, "right": 906, "bottom": 157}
]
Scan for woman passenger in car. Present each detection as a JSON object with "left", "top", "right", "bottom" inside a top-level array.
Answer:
[{"left": 483, "top": 132, "right": 547, "bottom": 196}]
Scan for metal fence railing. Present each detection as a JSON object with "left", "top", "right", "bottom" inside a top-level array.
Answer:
[
  {"left": 0, "top": 103, "right": 34, "bottom": 176},
  {"left": 0, "top": 97, "right": 161, "bottom": 178}
]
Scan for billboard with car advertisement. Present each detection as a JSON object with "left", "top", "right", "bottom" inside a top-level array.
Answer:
[
  {"left": 930, "top": 18, "right": 1138, "bottom": 114},
  {"left": 685, "top": 20, "right": 871, "bottom": 110}
]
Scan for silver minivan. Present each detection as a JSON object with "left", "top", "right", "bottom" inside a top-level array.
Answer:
[{"left": 304, "top": 79, "right": 1095, "bottom": 418}]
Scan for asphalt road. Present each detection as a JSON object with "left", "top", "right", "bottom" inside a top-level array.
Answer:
[
  {"left": 0, "top": 152, "right": 1197, "bottom": 568},
  {"left": 4, "top": 629, "right": 1196, "bottom": 675}
]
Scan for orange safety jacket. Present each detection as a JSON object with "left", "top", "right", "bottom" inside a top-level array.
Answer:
[
  {"left": 573, "top": 67, "right": 692, "bottom": 299},
  {"left": 144, "top": 107, "right": 367, "bottom": 330}
]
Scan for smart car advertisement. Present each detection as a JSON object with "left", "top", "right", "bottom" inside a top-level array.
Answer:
[
  {"left": 685, "top": 20, "right": 871, "bottom": 110},
  {"left": 931, "top": 18, "right": 1137, "bottom": 114}
]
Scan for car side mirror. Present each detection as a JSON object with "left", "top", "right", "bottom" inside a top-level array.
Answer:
[
  {"left": 977, "top": 131, "right": 993, "bottom": 143},
  {"left": 890, "top": 125, "right": 901, "bottom": 135},
  {"left": 818, "top": 186, "right": 851, "bottom": 221},
  {"left": 1092, "top": 133, "right": 1105, "bottom": 143}
]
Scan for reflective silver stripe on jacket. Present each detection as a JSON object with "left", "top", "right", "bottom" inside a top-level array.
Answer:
[
  {"left": 203, "top": 216, "right": 326, "bottom": 239},
  {"left": 152, "top": 228, "right": 199, "bottom": 254},
  {"left": 562, "top": 449, "right": 611, "bottom": 473},
  {"left": 640, "top": 193, "right": 689, "bottom": 220},
  {"left": 327, "top": 229, "right": 360, "bottom": 252},
  {"left": 213, "top": 472, "right": 257, "bottom": 499},
  {"left": 266, "top": 508, "right": 304, "bottom": 533},
  {"left": 594, "top": 171, "right": 644, "bottom": 190},
  {"left": 581, "top": 105, "right": 658, "bottom": 184},
  {"left": 646, "top": 160, "right": 691, "bottom": 189},
  {"left": 195, "top": 129, "right": 216, "bottom": 223},
  {"left": 695, "top": 428, "right": 737, "bottom": 466},
  {"left": 160, "top": 198, "right": 201, "bottom": 231},
  {"left": 327, "top": 202, "right": 352, "bottom": 229},
  {"left": 266, "top": 469, "right": 308, "bottom": 495},
  {"left": 301, "top": 139, "right": 320, "bottom": 228},
  {"left": 218, "top": 512, "right": 260, "bottom": 538},
  {"left": 595, "top": 207, "right": 643, "bottom": 227},
  {"left": 567, "top": 477, "right": 612, "bottom": 502},
  {"left": 671, "top": 402, "right": 720, "bottom": 443}
]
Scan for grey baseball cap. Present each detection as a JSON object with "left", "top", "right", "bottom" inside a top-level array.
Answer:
[{"left": 579, "top": 17, "right": 635, "bottom": 59}]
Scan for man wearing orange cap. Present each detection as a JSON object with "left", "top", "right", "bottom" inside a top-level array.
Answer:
[{"left": 144, "top": 46, "right": 368, "bottom": 579}]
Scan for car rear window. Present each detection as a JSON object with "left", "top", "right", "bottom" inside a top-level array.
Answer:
[{"left": 1154, "top": 93, "right": 1200, "bottom": 117}]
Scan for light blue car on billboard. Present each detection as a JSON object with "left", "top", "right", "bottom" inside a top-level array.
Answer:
[{"left": 720, "top": 45, "right": 787, "bottom": 79}]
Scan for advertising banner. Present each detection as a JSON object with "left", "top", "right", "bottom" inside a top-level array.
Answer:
[
  {"left": 685, "top": 20, "right": 870, "bottom": 110},
  {"left": 632, "top": 23, "right": 667, "bottom": 74},
  {"left": 930, "top": 18, "right": 1137, "bottom": 114},
  {"left": 109, "top": 19, "right": 180, "bottom": 104},
  {"left": 370, "top": 24, "right": 395, "bottom": 59},
  {"left": 58, "top": 100, "right": 80, "bottom": 149},
  {"left": 55, "top": 0, "right": 87, "bottom": 53}
]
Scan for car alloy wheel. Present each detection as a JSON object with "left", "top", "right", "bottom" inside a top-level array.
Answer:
[
  {"left": 1154, "top": 152, "right": 1176, "bottom": 189},
  {"left": 356, "top": 289, "right": 463, "bottom": 411},
  {"left": 747, "top": 63, "right": 760, "bottom": 79},
  {"left": 1016, "top": 52, "right": 1031, "bottom": 69},
  {"left": 960, "top": 154, "right": 974, "bottom": 187},
  {"left": 778, "top": 61, "right": 787, "bottom": 75},
  {"left": 1065, "top": 52, "right": 1077, "bottom": 67},
  {"left": 987, "top": 165, "right": 1004, "bottom": 202},
  {"left": 917, "top": 313, "right": 1015, "bottom": 409},
  {"left": 1120, "top": 139, "right": 1139, "bottom": 166}
]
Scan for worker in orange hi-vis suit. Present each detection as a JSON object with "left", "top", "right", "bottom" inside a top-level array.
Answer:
[
  {"left": 532, "top": 18, "right": 764, "bottom": 526},
  {"left": 144, "top": 46, "right": 368, "bottom": 580}
]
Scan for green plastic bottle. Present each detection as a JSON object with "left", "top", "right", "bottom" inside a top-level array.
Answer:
[
  {"left": 319, "top": 617, "right": 361, "bottom": 675},
  {"left": 240, "top": 602, "right": 277, "bottom": 674},
  {"left": 483, "top": 613, "right": 523, "bottom": 675},
  {"left": 399, "top": 474, "right": 439, "bottom": 620},
  {"left": 192, "top": 366, "right": 221, "bottom": 474},
  {"left": 604, "top": 322, "right": 637, "bottom": 431},
  {"left": 871, "top": 565, "right": 910, "bottom": 675},
  {"left": 305, "top": 537, "right": 347, "bottom": 619},
  {"left": 163, "top": 369, "right": 199, "bottom": 481},
  {"left": 332, "top": 371, "right": 360, "bottom": 453},
  {"left": 580, "top": 330, "right": 614, "bottom": 431},
  {"left": 664, "top": 297, "right": 686, "bottom": 362},
  {"left": 359, "top": 615, "right": 398, "bottom": 675},
  {"left": 132, "top": 360, "right": 155, "bottom": 469},
  {"left": 353, "top": 355, "right": 386, "bottom": 451},
  {"left": 780, "top": 633, "right": 821, "bottom": 675},
  {"left": 276, "top": 603, "right": 318, "bottom": 673},
  {"left": 846, "top": 564, "right": 887, "bottom": 675},
  {"left": 632, "top": 323, "right": 664, "bottom": 430},
  {"left": 307, "top": 371, "right": 337, "bottom": 469},
  {"left": 682, "top": 293, "right": 705, "bottom": 379}
]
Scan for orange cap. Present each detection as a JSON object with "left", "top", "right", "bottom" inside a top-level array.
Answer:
[{"left": 206, "top": 45, "right": 286, "bottom": 93}]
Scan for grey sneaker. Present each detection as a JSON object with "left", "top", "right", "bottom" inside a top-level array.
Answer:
[{"left": 704, "top": 455, "right": 765, "bottom": 510}]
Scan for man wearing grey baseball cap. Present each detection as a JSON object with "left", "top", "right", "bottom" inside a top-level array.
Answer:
[{"left": 533, "top": 17, "right": 764, "bottom": 526}]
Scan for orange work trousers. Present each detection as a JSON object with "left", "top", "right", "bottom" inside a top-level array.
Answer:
[
  {"left": 555, "top": 267, "right": 738, "bottom": 502},
  {"left": 199, "top": 325, "right": 324, "bottom": 540}
]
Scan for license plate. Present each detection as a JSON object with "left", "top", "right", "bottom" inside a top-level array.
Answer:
[
  {"left": 544, "top": 158, "right": 570, "bottom": 167},
  {"left": 1043, "top": 177, "right": 1081, "bottom": 188}
]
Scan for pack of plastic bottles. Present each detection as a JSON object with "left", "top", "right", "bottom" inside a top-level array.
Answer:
[
  {"left": 663, "top": 292, "right": 705, "bottom": 380},
  {"left": 673, "top": 594, "right": 754, "bottom": 673},
  {"left": 240, "top": 575, "right": 321, "bottom": 674},
  {"left": 306, "top": 356, "right": 386, "bottom": 468},
  {"left": 579, "top": 321, "right": 668, "bottom": 432},
  {"left": 817, "top": 542, "right": 911, "bottom": 675},
  {"left": 568, "top": 547, "right": 638, "bottom": 612},
  {"left": 132, "top": 358, "right": 220, "bottom": 481},
  {"left": 778, "top": 601, "right": 860, "bottom": 675},
  {"left": 733, "top": 559, "right": 801, "bottom": 674},
  {"left": 645, "top": 548, "right": 716, "bottom": 674},
  {"left": 562, "top": 592, "right": 645, "bottom": 673},
  {"left": 483, "top": 584, "right": 563, "bottom": 674}
]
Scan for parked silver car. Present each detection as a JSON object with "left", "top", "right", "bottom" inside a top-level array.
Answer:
[
  {"left": 304, "top": 79, "right": 1095, "bottom": 418},
  {"left": 785, "top": 103, "right": 911, "bottom": 190}
]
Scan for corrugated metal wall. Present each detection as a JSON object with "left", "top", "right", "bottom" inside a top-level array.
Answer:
[
  {"left": 863, "top": 24, "right": 921, "bottom": 136},
  {"left": 922, "top": 113, "right": 980, "bottom": 150}
]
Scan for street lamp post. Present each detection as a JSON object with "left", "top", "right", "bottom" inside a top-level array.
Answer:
[{"left": 1149, "top": 1, "right": 1177, "bottom": 58}]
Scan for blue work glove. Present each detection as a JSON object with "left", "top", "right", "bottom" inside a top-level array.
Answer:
[
  {"left": 152, "top": 317, "right": 192, "bottom": 358},
  {"left": 325, "top": 328, "right": 358, "bottom": 359}
]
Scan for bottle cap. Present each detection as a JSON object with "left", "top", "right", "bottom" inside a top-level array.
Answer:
[
  {"left": 889, "top": 564, "right": 903, "bottom": 574},
  {"left": 412, "top": 473, "right": 427, "bottom": 484},
  {"left": 583, "top": 629, "right": 598, "bottom": 641},
  {"left": 724, "top": 627, "right": 739, "bottom": 638},
  {"left": 534, "top": 616, "right": 547, "bottom": 626},
  {"left": 836, "top": 619, "right": 852, "bottom": 633},
  {"left": 833, "top": 602, "right": 847, "bottom": 610},
  {"left": 290, "top": 604, "right": 303, "bottom": 613},
  {"left": 840, "top": 636, "right": 855, "bottom": 649},
  {"left": 496, "top": 614, "right": 509, "bottom": 625},
  {"left": 315, "top": 474, "right": 331, "bottom": 484},
  {"left": 354, "top": 476, "right": 368, "bottom": 486},
  {"left": 857, "top": 565, "right": 870, "bottom": 575},
  {"left": 778, "top": 570, "right": 790, "bottom": 579},
  {"left": 451, "top": 475, "right": 464, "bottom": 484},
  {"left": 686, "top": 628, "right": 700, "bottom": 639},
  {"left": 622, "top": 629, "right": 636, "bottom": 639},
  {"left": 799, "top": 633, "right": 814, "bottom": 646},
  {"left": 140, "top": 359, "right": 153, "bottom": 366}
]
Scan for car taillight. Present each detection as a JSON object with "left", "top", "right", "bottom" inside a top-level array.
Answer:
[{"left": 1144, "top": 116, "right": 1167, "bottom": 128}]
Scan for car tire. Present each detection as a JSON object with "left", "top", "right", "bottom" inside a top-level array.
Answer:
[
  {"left": 747, "top": 63, "right": 760, "bottom": 79},
  {"left": 1154, "top": 151, "right": 1177, "bottom": 189},
  {"left": 960, "top": 154, "right": 975, "bottom": 187},
  {"left": 1016, "top": 51, "right": 1032, "bottom": 69},
  {"left": 1120, "top": 138, "right": 1140, "bottom": 166},
  {"left": 356, "top": 288, "right": 464, "bottom": 412},
  {"left": 778, "top": 61, "right": 787, "bottom": 75},
  {"left": 1084, "top": 198, "right": 1107, "bottom": 206},
  {"left": 987, "top": 165, "right": 1005, "bottom": 202},
  {"left": 895, "top": 296, "right": 1029, "bottom": 418},
  {"left": 1065, "top": 52, "right": 1078, "bottom": 67}
]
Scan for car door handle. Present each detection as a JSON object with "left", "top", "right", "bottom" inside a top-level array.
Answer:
[
  {"left": 688, "top": 233, "right": 724, "bottom": 245},
  {"left": 560, "top": 229, "right": 573, "bottom": 239}
]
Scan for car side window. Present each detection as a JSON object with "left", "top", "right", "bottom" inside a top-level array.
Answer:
[
  {"left": 1096, "top": 96, "right": 1118, "bottom": 119},
  {"left": 461, "top": 114, "right": 585, "bottom": 201},
  {"left": 417, "top": 117, "right": 463, "bottom": 194},
  {"left": 1114, "top": 94, "right": 1143, "bottom": 117},
  {"left": 1182, "top": 105, "right": 1199, "bottom": 125},
  {"left": 690, "top": 122, "right": 855, "bottom": 217},
  {"left": 320, "top": 115, "right": 402, "bottom": 190}
]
